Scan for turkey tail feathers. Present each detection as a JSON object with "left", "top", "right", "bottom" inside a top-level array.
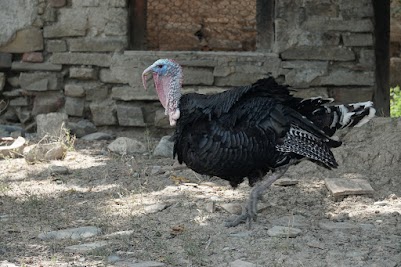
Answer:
[{"left": 326, "top": 101, "right": 376, "bottom": 129}]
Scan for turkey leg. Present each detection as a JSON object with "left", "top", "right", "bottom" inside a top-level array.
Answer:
[{"left": 225, "top": 163, "right": 291, "bottom": 228}]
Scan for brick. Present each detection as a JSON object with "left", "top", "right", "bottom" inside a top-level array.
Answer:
[
  {"left": 10, "top": 97, "right": 29, "bottom": 107},
  {"left": 84, "top": 82, "right": 109, "bottom": 101},
  {"left": 89, "top": 100, "right": 117, "bottom": 126},
  {"left": 50, "top": 53, "right": 112, "bottom": 67},
  {"left": 0, "top": 27, "right": 43, "bottom": 53},
  {"left": 303, "top": 18, "right": 373, "bottom": 33},
  {"left": 329, "top": 87, "right": 373, "bottom": 103},
  {"left": 32, "top": 94, "right": 65, "bottom": 115},
  {"left": 68, "top": 37, "right": 127, "bottom": 52},
  {"left": 99, "top": 69, "right": 123, "bottom": 83},
  {"left": 116, "top": 103, "right": 146, "bottom": 126},
  {"left": 22, "top": 52, "right": 44, "bottom": 63},
  {"left": 65, "top": 84, "right": 85, "bottom": 97},
  {"left": 69, "top": 67, "right": 97, "bottom": 80},
  {"left": 111, "top": 86, "right": 158, "bottom": 101},
  {"left": 343, "top": 33, "right": 374, "bottom": 47},
  {"left": 20, "top": 72, "right": 60, "bottom": 91},
  {"left": 317, "top": 70, "right": 374, "bottom": 86},
  {"left": 71, "top": 0, "right": 99, "bottom": 7},
  {"left": 182, "top": 67, "right": 214, "bottom": 86},
  {"left": 44, "top": 9, "right": 87, "bottom": 38}
]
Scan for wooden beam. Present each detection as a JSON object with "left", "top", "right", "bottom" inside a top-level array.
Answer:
[
  {"left": 373, "top": 0, "right": 390, "bottom": 116},
  {"left": 256, "top": 0, "right": 274, "bottom": 52},
  {"left": 129, "top": 0, "right": 147, "bottom": 50}
]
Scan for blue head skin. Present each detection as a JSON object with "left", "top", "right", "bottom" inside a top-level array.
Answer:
[{"left": 142, "top": 59, "right": 183, "bottom": 126}]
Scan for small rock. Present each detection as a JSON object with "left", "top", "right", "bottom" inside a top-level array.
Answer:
[
  {"left": 49, "top": 165, "right": 70, "bottom": 175},
  {"left": 267, "top": 225, "right": 302, "bottom": 237},
  {"left": 104, "top": 230, "right": 135, "bottom": 238},
  {"left": 67, "top": 120, "right": 97, "bottom": 138},
  {"left": 38, "top": 226, "right": 102, "bottom": 240},
  {"left": 274, "top": 177, "right": 299, "bottom": 186},
  {"left": 307, "top": 241, "right": 325, "bottom": 250},
  {"left": 24, "top": 142, "right": 67, "bottom": 163},
  {"left": 373, "top": 201, "right": 388, "bottom": 206},
  {"left": 108, "top": 137, "right": 147, "bottom": 155},
  {"left": 143, "top": 203, "right": 168, "bottom": 214},
  {"left": 318, "top": 221, "right": 359, "bottom": 231},
  {"left": 64, "top": 241, "right": 108, "bottom": 253},
  {"left": 230, "top": 259, "right": 256, "bottom": 267},
  {"left": 81, "top": 132, "right": 114, "bottom": 141},
  {"left": 153, "top": 135, "right": 174, "bottom": 158},
  {"left": 150, "top": 165, "right": 164, "bottom": 175},
  {"left": 205, "top": 202, "right": 216, "bottom": 213},
  {"left": 324, "top": 178, "right": 374, "bottom": 198},
  {"left": 220, "top": 203, "right": 242, "bottom": 215}
]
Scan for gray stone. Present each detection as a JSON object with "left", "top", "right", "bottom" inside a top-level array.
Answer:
[
  {"left": 267, "top": 225, "right": 302, "bottom": 237},
  {"left": 68, "top": 37, "right": 127, "bottom": 52},
  {"left": 283, "top": 61, "right": 328, "bottom": 88},
  {"left": 215, "top": 72, "right": 267, "bottom": 87},
  {"left": 14, "top": 108, "right": 31, "bottom": 123},
  {"left": 32, "top": 94, "right": 64, "bottom": 116},
  {"left": 230, "top": 259, "right": 256, "bottom": 267},
  {"left": 0, "top": 260, "right": 19, "bottom": 267},
  {"left": 0, "top": 53, "right": 12, "bottom": 68},
  {"left": 0, "top": 73, "right": 5, "bottom": 91},
  {"left": 68, "top": 120, "right": 97, "bottom": 138},
  {"left": 71, "top": 0, "right": 100, "bottom": 7},
  {"left": 0, "top": 1, "right": 37, "bottom": 46},
  {"left": 69, "top": 67, "right": 96, "bottom": 80},
  {"left": 154, "top": 109, "right": 170, "bottom": 128},
  {"left": 84, "top": 82, "right": 108, "bottom": 101},
  {"left": 51, "top": 53, "right": 112, "bottom": 67},
  {"left": 81, "top": 132, "right": 114, "bottom": 141},
  {"left": 324, "top": 178, "right": 374, "bottom": 198},
  {"left": 11, "top": 62, "right": 62, "bottom": 72},
  {"left": 49, "top": 165, "right": 70, "bottom": 175},
  {"left": 281, "top": 46, "right": 355, "bottom": 61},
  {"left": 99, "top": 69, "right": 124, "bottom": 83},
  {"left": 43, "top": 9, "right": 87, "bottom": 38},
  {"left": 65, "top": 97, "right": 85, "bottom": 117},
  {"left": 6, "top": 76, "right": 19, "bottom": 87},
  {"left": 213, "top": 65, "right": 235, "bottom": 77},
  {"left": 38, "top": 226, "right": 101, "bottom": 240},
  {"left": 65, "top": 84, "right": 85, "bottom": 97},
  {"left": 144, "top": 203, "right": 168, "bottom": 214},
  {"left": 46, "top": 40, "right": 67, "bottom": 52},
  {"left": 114, "top": 261, "right": 165, "bottom": 267},
  {"left": 24, "top": 143, "right": 67, "bottom": 163},
  {"left": 182, "top": 67, "right": 214, "bottom": 85},
  {"left": 108, "top": 137, "right": 147, "bottom": 155},
  {"left": 36, "top": 112, "right": 68, "bottom": 138},
  {"left": 0, "top": 27, "right": 43, "bottom": 53},
  {"left": 9, "top": 97, "right": 28, "bottom": 107},
  {"left": 318, "top": 221, "right": 360, "bottom": 231},
  {"left": 116, "top": 103, "right": 146, "bottom": 126},
  {"left": 342, "top": 33, "right": 374, "bottom": 47},
  {"left": 317, "top": 70, "right": 374, "bottom": 86},
  {"left": 220, "top": 203, "right": 242, "bottom": 215},
  {"left": 65, "top": 241, "right": 108, "bottom": 253},
  {"left": 89, "top": 100, "right": 117, "bottom": 126},
  {"left": 329, "top": 87, "right": 373, "bottom": 103},
  {"left": 20, "top": 72, "right": 60, "bottom": 91},
  {"left": 274, "top": 178, "right": 299, "bottom": 186},
  {"left": 111, "top": 86, "right": 158, "bottom": 101},
  {"left": 109, "top": 0, "right": 126, "bottom": 7},
  {"left": 303, "top": 18, "right": 373, "bottom": 33},
  {"left": 153, "top": 136, "right": 174, "bottom": 158}
]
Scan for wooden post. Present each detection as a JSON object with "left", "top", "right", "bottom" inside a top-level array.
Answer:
[
  {"left": 256, "top": 0, "right": 274, "bottom": 52},
  {"left": 373, "top": 0, "right": 390, "bottom": 116},
  {"left": 129, "top": 0, "right": 147, "bottom": 50}
]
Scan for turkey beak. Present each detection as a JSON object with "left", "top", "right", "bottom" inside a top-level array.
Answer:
[{"left": 142, "top": 66, "right": 153, "bottom": 90}]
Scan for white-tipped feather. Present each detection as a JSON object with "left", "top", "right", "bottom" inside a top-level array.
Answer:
[{"left": 354, "top": 106, "right": 376, "bottom": 127}]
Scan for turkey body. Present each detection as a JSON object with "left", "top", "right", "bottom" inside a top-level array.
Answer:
[{"left": 172, "top": 78, "right": 342, "bottom": 188}]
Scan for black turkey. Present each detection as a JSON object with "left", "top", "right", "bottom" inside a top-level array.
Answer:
[{"left": 142, "top": 59, "right": 376, "bottom": 227}]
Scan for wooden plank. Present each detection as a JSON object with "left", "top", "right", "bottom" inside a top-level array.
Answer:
[
  {"left": 256, "top": 0, "right": 274, "bottom": 51},
  {"left": 128, "top": 0, "right": 147, "bottom": 50}
]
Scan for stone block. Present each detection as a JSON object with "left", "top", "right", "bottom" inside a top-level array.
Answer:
[
  {"left": 183, "top": 67, "right": 214, "bottom": 85},
  {"left": 99, "top": 69, "right": 124, "bottom": 83},
  {"left": 89, "top": 100, "right": 117, "bottom": 126},
  {"left": 0, "top": 72, "right": 5, "bottom": 91},
  {"left": 390, "top": 57, "right": 401, "bottom": 87},
  {"left": 32, "top": 93, "right": 64, "bottom": 116},
  {"left": 109, "top": 0, "right": 127, "bottom": 7},
  {"left": 71, "top": 0, "right": 100, "bottom": 7},
  {"left": 84, "top": 82, "right": 109, "bottom": 101},
  {"left": 22, "top": 52, "right": 44, "bottom": 63},
  {"left": 49, "top": 0, "right": 66, "bottom": 8},
  {"left": 44, "top": 9, "right": 87, "bottom": 38},
  {"left": 329, "top": 87, "right": 373, "bottom": 103},
  {"left": 69, "top": 67, "right": 97, "bottom": 80},
  {"left": 36, "top": 112, "right": 68, "bottom": 138},
  {"left": 111, "top": 86, "right": 158, "bottom": 101},
  {"left": 0, "top": 27, "right": 43, "bottom": 53},
  {"left": 11, "top": 62, "right": 62, "bottom": 72},
  {"left": 359, "top": 49, "right": 375, "bottom": 68},
  {"left": 86, "top": 8, "right": 127, "bottom": 36},
  {"left": 50, "top": 53, "right": 112, "bottom": 67},
  {"left": 68, "top": 37, "right": 127, "bottom": 52},
  {"left": 282, "top": 61, "right": 329, "bottom": 88},
  {"left": 9, "top": 97, "right": 29, "bottom": 107},
  {"left": 65, "top": 97, "right": 85, "bottom": 117},
  {"left": 116, "top": 103, "right": 146, "bottom": 126},
  {"left": 46, "top": 40, "right": 67, "bottom": 52},
  {"left": 317, "top": 70, "right": 374, "bottom": 86},
  {"left": 343, "top": 33, "right": 373, "bottom": 47},
  {"left": 215, "top": 73, "right": 267, "bottom": 87},
  {"left": 292, "top": 87, "right": 329, "bottom": 99},
  {"left": 20, "top": 72, "right": 60, "bottom": 91},
  {"left": 324, "top": 178, "right": 374, "bottom": 198},
  {"left": 0, "top": 53, "right": 12, "bottom": 68},
  {"left": 154, "top": 109, "right": 171, "bottom": 128},
  {"left": 65, "top": 84, "right": 85, "bottom": 97},
  {"left": 303, "top": 18, "right": 373, "bottom": 33},
  {"left": 281, "top": 46, "right": 355, "bottom": 61}
]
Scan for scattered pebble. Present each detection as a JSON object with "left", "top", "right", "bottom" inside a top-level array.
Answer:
[{"left": 267, "top": 225, "right": 302, "bottom": 238}]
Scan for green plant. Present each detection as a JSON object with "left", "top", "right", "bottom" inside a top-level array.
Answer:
[{"left": 390, "top": 86, "right": 401, "bottom": 117}]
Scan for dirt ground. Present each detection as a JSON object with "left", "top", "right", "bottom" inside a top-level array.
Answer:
[{"left": 1, "top": 117, "right": 401, "bottom": 267}]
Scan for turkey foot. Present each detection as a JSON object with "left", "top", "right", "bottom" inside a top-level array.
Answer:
[{"left": 225, "top": 164, "right": 291, "bottom": 228}]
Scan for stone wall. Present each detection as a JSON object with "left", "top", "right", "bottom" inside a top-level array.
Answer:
[{"left": 0, "top": 0, "right": 378, "bottom": 133}]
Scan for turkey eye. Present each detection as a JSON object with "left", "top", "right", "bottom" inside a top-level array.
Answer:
[{"left": 157, "top": 65, "right": 163, "bottom": 68}]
